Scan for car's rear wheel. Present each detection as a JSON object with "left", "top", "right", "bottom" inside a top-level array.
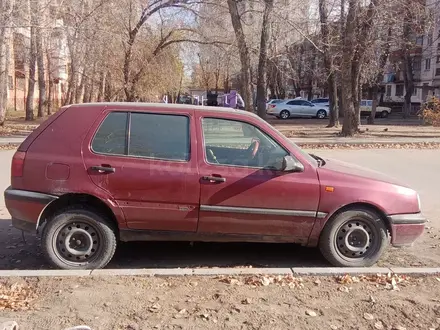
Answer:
[
  {"left": 319, "top": 208, "right": 388, "bottom": 267},
  {"left": 279, "top": 110, "right": 290, "bottom": 120},
  {"left": 42, "top": 208, "right": 117, "bottom": 270},
  {"left": 381, "top": 110, "right": 389, "bottom": 118},
  {"left": 316, "top": 110, "right": 327, "bottom": 119}
]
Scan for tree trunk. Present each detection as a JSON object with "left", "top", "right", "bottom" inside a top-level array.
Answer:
[
  {"left": 368, "top": 84, "right": 379, "bottom": 124},
  {"left": 26, "top": 24, "right": 37, "bottom": 121},
  {"left": 402, "top": 52, "right": 414, "bottom": 119},
  {"left": 341, "top": 0, "right": 357, "bottom": 136},
  {"left": 46, "top": 49, "right": 53, "bottom": 115},
  {"left": 328, "top": 73, "right": 339, "bottom": 127},
  {"left": 104, "top": 72, "right": 112, "bottom": 102},
  {"left": 97, "top": 71, "right": 105, "bottom": 102},
  {"left": 36, "top": 24, "right": 46, "bottom": 118},
  {"left": 0, "top": 0, "right": 14, "bottom": 125},
  {"left": 319, "top": 0, "right": 339, "bottom": 127},
  {"left": 368, "top": 27, "right": 391, "bottom": 124},
  {"left": 227, "top": 0, "right": 253, "bottom": 112},
  {"left": 256, "top": 0, "right": 274, "bottom": 119}
]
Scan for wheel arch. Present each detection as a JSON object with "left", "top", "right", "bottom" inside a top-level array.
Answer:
[
  {"left": 38, "top": 193, "right": 120, "bottom": 235},
  {"left": 322, "top": 202, "right": 392, "bottom": 236}
]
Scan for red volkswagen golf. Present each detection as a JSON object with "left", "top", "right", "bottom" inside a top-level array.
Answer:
[{"left": 4, "top": 103, "right": 426, "bottom": 269}]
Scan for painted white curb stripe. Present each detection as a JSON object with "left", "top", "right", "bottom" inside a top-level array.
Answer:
[{"left": 0, "top": 267, "right": 438, "bottom": 277}]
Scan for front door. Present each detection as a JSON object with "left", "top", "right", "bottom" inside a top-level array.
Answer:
[
  {"left": 82, "top": 109, "right": 200, "bottom": 232},
  {"left": 196, "top": 114, "right": 321, "bottom": 243}
]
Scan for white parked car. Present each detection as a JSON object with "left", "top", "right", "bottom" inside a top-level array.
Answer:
[
  {"left": 265, "top": 99, "right": 284, "bottom": 110},
  {"left": 360, "top": 100, "right": 391, "bottom": 118},
  {"left": 267, "top": 99, "right": 329, "bottom": 120}
]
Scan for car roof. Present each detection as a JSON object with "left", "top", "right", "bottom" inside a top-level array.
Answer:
[{"left": 69, "top": 102, "right": 259, "bottom": 118}]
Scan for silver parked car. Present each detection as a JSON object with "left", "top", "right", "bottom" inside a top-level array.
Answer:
[{"left": 267, "top": 99, "right": 329, "bottom": 120}]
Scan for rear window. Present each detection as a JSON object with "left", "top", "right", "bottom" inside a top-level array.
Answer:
[
  {"left": 91, "top": 111, "right": 190, "bottom": 161},
  {"left": 91, "top": 112, "right": 128, "bottom": 155}
]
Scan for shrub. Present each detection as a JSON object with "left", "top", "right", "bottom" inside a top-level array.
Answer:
[{"left": 421, "top": 96, "right": 440, "bottom": 126}]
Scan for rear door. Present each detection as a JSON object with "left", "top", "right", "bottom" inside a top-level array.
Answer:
[{"left": 82, "top": 108, "right": 200, "bottom": 232}]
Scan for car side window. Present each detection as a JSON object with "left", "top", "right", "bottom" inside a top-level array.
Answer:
[
  {"left": 360, "top": 100, "right": 367, "bottom": 106},
  {"left": 202, "top": 117, "right": 289, "bottom": 169},
  {"left": 367, "top": 100, "right": 373, "bottom": 106},
  {"left": 92, "top": 112, "right": 128, "bottom": 155},
  {"left": 129, "top": 113, "right": 190, "bottom": 161},
  {"left": 287, "top": 100, "right": 301, "bottom": 105},
  {"left": 301, "top": 100, "right": 312, "bottom": 106}
]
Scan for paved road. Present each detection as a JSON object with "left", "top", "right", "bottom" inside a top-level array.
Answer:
[{"left": 0, "top": 148, "right": 438, "bottom": 270}]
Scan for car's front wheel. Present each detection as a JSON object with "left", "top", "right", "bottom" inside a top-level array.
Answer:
[
  {"left": 319, "top": 208, "right": 389, "bottom": 267},
  {"left": 42, "top": 208, "right": 117, "bottom": 270},
  {"left": 381, "top": 111, "right": 389, "bottom": 118}
]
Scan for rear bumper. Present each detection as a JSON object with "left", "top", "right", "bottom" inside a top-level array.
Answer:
[
  {"left": 388, "top": 212, "right": 427, "bottom": 247},
  {"left": 4, "top": 187, "right": 58, "bottom": 233}
]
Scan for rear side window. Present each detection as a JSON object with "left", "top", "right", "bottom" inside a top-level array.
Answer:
[
  {"left": 129, "top": 113, "right": 190, "bottom": 161},
  {"left": 92, "top": 112, "right": 128, "bottom": 155},
  {"left": 91, "top": 111, "right": 190, "bottom": 161}
]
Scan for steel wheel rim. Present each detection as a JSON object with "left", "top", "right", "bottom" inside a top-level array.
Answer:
[
  {"left": 317, "top": 111, "right": 326, "bottom": 119},
  {"left": 54, "top": 220, "right": 101, "bottom": 264},
  {"left": 280, "top": 111, "right": 289, "bottom": 119},
  {"left": 335, "top": 219, "right": 376, "bottom": 259}
]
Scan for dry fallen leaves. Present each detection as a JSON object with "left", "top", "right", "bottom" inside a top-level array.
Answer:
[
  {"left": 217, "top": 275, "right": 304, "bottom": 288},
  {"left": 336, "top": 273, "right": 410, "bottom": 290},
  {"left": 305, "top": 310, "right": 317, "bottom": 317},
  {"left": 363, "top": 312, "right": 375, "bottom": 320},
  {"left": 298, "top": 142, "right": 440, "bottom": 150},
  {"left": 0, "top": 282, "right": 37, "bottom": 311}
]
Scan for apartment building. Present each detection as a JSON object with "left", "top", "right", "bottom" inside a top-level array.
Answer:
[
  {"left": 382, "top": 0, "right": 440, "bottom": 104},
  {"left": 6, "top": 7, "right": 69, "bottom": 112}
]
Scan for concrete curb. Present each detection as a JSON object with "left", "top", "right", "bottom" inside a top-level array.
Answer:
[{"left": 0, "top": 267, "right": 438, "bottom": 277}]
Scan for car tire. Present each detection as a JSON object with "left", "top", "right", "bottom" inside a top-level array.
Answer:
[
  {"left": 319, "top": 208, "right": 389, "bottom": 267},
  {"left": 279, "top": 110, "right": 290, "bottom": 120},
  {"left": 316, "top": 110, "right": 327, "bottom": 119},
  {"left": 42, "top": 208, "right": 117, "bottom": 270},
  {"left": 381, "top": 111, "right": 389, "bottom": 118}
]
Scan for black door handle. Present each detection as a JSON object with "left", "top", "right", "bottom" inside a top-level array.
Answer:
[
  {"left": 91, "top": 165, "right": 116, "bottom": 173},
  {"left": 202, "top": 176, "right": 226, "bottom": 183}
]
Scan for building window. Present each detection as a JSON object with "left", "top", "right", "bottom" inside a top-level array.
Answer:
[
  {"left": 386, "top": 85, "right": 392, "bottom": 96},
  {"left": 413, "top": 59, "right": 421, "bottom": 70},
  {"left": 412, "top": 88, "right": 418, "bottom": 96},
  {"left": 416, "top": 36, "right": 423, "bottom": 45},
  {"left": 395, "top": 85, "right": 404, "bottom": 96},
  {"left": 436, "top": 68, "right": 440, "bottom": 76},
  {"left": 428, "top": 33, "right": 433, "bottom": 46},
  {"left": 425, "top": 58, "right": 431, "bottom": 70},
  {"left": 8, "top": 76, "right": 13, "bottom": 90}
]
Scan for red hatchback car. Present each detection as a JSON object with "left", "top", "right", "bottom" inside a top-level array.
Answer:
[{"left": 4, "top": 103, "right": 426, "bottom": 269}]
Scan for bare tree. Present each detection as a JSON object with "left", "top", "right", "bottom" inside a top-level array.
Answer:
[
  {"left": 256, "top": 0, "right": 274, "bottom": 119},
  {"left": 226, "top": 0, "right": 253, "bottom": 112},
  {"left": 340, "top": 0, "right": 379, "bottom": 136},
  {"left": 319, "top": 0, "right": 339, "bottom": 127},
  {"left": 0, "top": 0, "right": 15, "bottom": 125}
]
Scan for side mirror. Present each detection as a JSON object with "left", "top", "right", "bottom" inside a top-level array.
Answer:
[{"left": 281, "top": 155, "right": 304, "bottom": 172}]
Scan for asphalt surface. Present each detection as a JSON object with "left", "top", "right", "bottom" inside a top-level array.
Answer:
[{"left": 0, "top": 148, "right": 438, "bottom": 270}]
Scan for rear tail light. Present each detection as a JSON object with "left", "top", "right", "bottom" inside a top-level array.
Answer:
[
  {"left": 270, "top": 104, "right": 276, "bottom": 108},
  {"left": 11, "top": 151, "right": 26, "bottom": 177}
]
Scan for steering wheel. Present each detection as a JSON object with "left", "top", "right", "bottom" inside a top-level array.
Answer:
[{"left": 246, "top": 139, "right": 260, "bottom": 159}]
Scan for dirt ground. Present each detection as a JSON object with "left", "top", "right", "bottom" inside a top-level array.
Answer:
[{"left": 1, "top": 275, "right": 440, "bottom": 330}]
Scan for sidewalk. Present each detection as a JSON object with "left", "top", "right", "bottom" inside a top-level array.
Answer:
[{"left": 291, "top": 136, "right": 440, "bottom": 145}]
